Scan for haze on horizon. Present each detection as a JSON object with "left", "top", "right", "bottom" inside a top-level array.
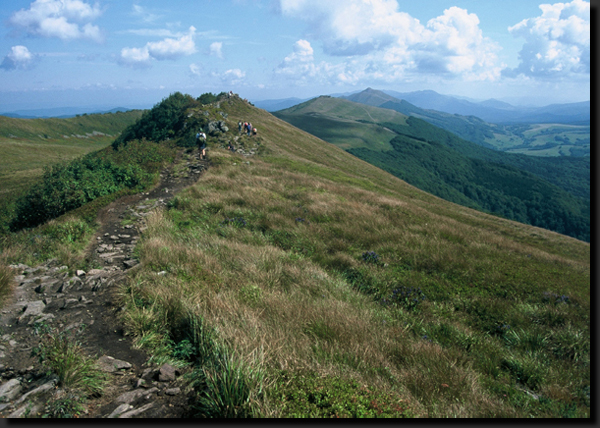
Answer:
[{"left": 0, "top": 0, "right": 590, "bottom": 112}]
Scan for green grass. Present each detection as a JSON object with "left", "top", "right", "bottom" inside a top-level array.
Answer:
[
  {"left": 0, "top": 110, "right": 144, "bottom": 235},
  {"left": 33, "top": 329, "right": 108, "bottom": 397},
  {"left": 0, "top": 94, "right": 589, "bottom": 418}
]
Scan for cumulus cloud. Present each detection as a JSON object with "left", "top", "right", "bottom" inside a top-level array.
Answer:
[
  {"left": 9, "top": 0, "right": 103, "bottom": 42},
  {"left": 277, "top": 0, "right": 502, "bottom": 83},
  {"left": 119, "top": 26, "right": 197, "bottom": 67},
  {"left": 276, "top": 39, "right": 335, "bottom": 84},
  {"left": 1, "top": 45, "right": 36, "bottom": 71},
  {"left": 209, "top": 42, "right": 223, "bottom": 58},
  {"left": 504, "top": 0, "right": 590, "bottom": 78},
  {"left": 212, "top": 68, "right": 246, "bottom": 85}
]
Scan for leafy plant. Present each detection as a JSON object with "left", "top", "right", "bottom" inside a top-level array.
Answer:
[
  {"left": 362, "top": 251, "right": 381, "bottom": 265},
  {"left": 32, "top": 331, "right": 107, "bottom": 396},
  {"left": 271, "top": 371, "right": 412, "bottom": 418},
  {"left": 380, "top": 286, "right": 426, "bottom": 311},
  {"left": 43, "top": 393, "right": 87, "bottom": 418}
]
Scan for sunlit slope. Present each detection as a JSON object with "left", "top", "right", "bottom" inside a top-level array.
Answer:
[
  {"left": 0, "top": 110, "right": 144, "bottom": 198},
  {"left": 213, "top": 97, "right": 589, "bottom": 266},
  {"left": 88, "top": 94, "right": 589, "bottom": 417},
  {"left": 273, "top": 97, "right": 589, "bottom": 242},
  {"left": 274, "top": 96, "right": 406, "bottom": 151}
]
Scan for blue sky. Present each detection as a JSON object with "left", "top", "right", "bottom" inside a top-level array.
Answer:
[{"left": 0, "top": 0, "right": 591, "bottom": 111}]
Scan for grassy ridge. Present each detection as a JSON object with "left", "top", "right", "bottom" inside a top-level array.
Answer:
[
  {"left": 275, "top": 97, "right": 590, "bottom": 241},
  {"left": 112, "top": 96, "right": 589, "bottom": 417},
  {"left": 0, "top": 94, "right": 589, "bottom": 418}
]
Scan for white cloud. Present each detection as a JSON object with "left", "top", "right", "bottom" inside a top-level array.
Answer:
[
  {"left": 132, "top": 4, "right": 160, "bottom": 23},
  {"left": 504, "top": 0, "right": 590, "bottom": 78},
  {"left": 276, "top": 39, "right": 327, "bottom": 83},
  {"left": 9, "top": 0, "right": 103, "bottom": 42},
  {"left": 147, "top": 27, "right": 197, "bottom": 60},
  {"left": 277, "top": 0, "right": 502, "bottom": 82},
  {"left": 209, "top": 42, "right": 223, "bottom": 58},
  {"left": 189, "top": 63, "right": 203, "bottom": 76},
  {"left": 119, "top": 26, "right": 197, "bottom": 67},
  {"left": 210, "top": 68, "right": 246, "bottom": 85},
  {"left": 119, "top": 46, "right": 152, "bottom": 68},
  {"left": 1, "top": 46, "right": 36, "bottom": 71}
]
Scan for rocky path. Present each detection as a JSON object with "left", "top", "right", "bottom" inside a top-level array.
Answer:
[{"left": 0, "top": 150, "right": 208, "bottom": 418}]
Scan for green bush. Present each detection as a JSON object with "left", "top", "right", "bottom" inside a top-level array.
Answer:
[
  {"left": 10, "top": 154, "right": 147, "bottom": 231},
  {"left": 113, "top": 92, "right": 199, "bottom": 149},
  {"left": 271, "top": 371, "right": 412, "bottom": 418}
]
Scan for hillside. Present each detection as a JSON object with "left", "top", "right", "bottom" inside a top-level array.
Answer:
[
  {"left": 274, "top": 96, "right": 590, "bottom": 242},
  {"left": 345, "top": 88, "right": 590, "bottom": 157},
  {"left": 0, "top": 110, "right": 144, "bottom": 231},
  {"left": 0, "top": 93, "right": 590, "bottom": 418}
]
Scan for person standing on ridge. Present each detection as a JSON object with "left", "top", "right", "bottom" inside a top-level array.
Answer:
[
  {"left": 196, "top": 130, "right": 207, "bottom": 160},
  {"left": 238, "top": 121, "right": 243, "bottom": 134},
  {"left": 247, "top": 122, "right": 252, "bottom": 136}
]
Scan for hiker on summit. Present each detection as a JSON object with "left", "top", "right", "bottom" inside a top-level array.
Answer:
[{"left": 196, "top": 131, "right": 207, "bottom": 160}]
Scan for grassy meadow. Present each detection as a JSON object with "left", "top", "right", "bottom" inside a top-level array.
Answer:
[
  {"left": 0, "top": 110, "right": 144, "bottom": 231},
  {"left": 0, "top": 95, "right": 590, "bottom": 418}
]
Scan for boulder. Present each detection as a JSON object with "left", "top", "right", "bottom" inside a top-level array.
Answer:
[
  {"left": 97, "top": 356, "right": 133, "bottom": 373},
  {"left": 115, "top": 387, "right": 158, "bottom": 405},
  {"left": 0, "top": 379, "right": 22, "bottom": 402},
  {"left": 158, "top": 364, "right": 178, "bottom": 382}
]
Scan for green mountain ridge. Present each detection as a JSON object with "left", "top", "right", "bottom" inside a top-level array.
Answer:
[
  {"left": 274, "top": 96, "right": 589, "bottom": 242},
  {"left": 0, "top": 92, "right": 590, "bottom": 418},
  {"left": 344, "top": 88, "right": 590, "bottom": 158}
]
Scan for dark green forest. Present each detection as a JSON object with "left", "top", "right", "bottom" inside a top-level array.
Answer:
[
  {"left": 382, "top": 117, "right": 590, "bottom": 199},
  {"left": 349, "top": 133, "right": 589, "bottom": 242}
]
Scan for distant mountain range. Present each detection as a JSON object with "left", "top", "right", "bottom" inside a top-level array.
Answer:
[
  {"left": 381, "top": 89, "right": 590, "bottom": 124},
  {"left": 255, "top": 89, "right": 589, "bottom": 125},
  {"left": 341, "top": 88, "right": 589, "bottom": 157},
  {"left": 0, "top": 106, "right": 139, "bottom": 119}
]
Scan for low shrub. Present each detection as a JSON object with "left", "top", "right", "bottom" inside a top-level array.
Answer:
[
  {"left": 10, "top": 155, "right": 148, "bottom": 231},
  {"left": 380, "top": 285, "right": 426, "bottom": 311},
  {"left": 270, "top": 371, "right": 412, "bottom": 418},
  {"left": 43, "top": 393, "right": 87, "bottom": 418},
  {"left": 32, "top": 330, "right": 107, "bottom": 396}
]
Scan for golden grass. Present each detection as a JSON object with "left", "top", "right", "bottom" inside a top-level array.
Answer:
[{"left": 4, "top": 96, "right": 582, "bottom": 418}]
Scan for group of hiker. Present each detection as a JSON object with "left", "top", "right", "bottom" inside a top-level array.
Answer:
[
  {"left": 196, "top": 118, "right": 257, "bottom": 159},
  {"left": 238, "top": 121, "right": 257, "bottom": 136}
]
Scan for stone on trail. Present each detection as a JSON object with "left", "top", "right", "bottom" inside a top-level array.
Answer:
[
  {"left": 119, "top": 402, "right": 155, "bottom": 418},
  {"left": 19, "top": 301, "right": 45, "bottom": 321},
  {"left": 0, "top": 379, "right": 22, "bottom": 402},
  {"left": 158, "top": 364, "right": 178, "bottom": 382},
  {"left": 97, "top": 355, "right": 133, "bottom": 373},
  {"left": 115, "top": 387, "right": 158, "bottom": 405},
  {"left": 108, "top": 403, "right": 133, "bottom": 418}
]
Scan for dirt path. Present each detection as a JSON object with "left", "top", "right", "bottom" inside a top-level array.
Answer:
[{"left": 0, "top": 149, "right": 208, "bottom": 419}]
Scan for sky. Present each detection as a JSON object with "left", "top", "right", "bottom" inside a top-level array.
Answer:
[{"left": 0, "top": 0, "right": 591, "bottom": 111}]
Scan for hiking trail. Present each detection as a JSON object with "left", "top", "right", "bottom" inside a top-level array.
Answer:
[{"left": 0, "top": 149, "right": 208, "bottom": 418}]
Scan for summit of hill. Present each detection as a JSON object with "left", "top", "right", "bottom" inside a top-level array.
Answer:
[{"left": 0, "top": 91, "right": 590, "bottom": 419}]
